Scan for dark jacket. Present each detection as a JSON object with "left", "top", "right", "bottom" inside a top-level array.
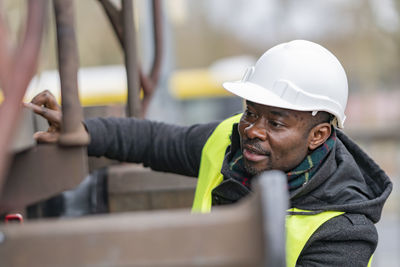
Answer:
[{"left": 84, "top": 117, "right": 392, "bottom": 267}]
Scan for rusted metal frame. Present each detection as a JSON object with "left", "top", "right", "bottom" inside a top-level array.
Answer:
[
  {"left": 0, "top": 143, "right": 88, "bottom": 214},
  {"left": 149, "top": 0, "right": 162, "bottom": 84},
  {"left": 53, "top": 0, "right": 89, "bottom": 145},
  {"left": 140, "top": 0, "right": 163, "bottom": 116},
  {"left": 0, "top": 207, "right": 262, "bottom": 266},
  {"left": 122, "top": 0, "right": 141, "bottom": 117},
  {"left": 0, "top": 0, "right": 90, "bottom": 213},
  {"left": 0, "top": 0, "right": 47, "bottom": 198},
  {"left": 98, "top": 0, "right": 163, "bottom": 117},
  {"left": 0, "top": 173, "right": 288, "bottom": 266}
]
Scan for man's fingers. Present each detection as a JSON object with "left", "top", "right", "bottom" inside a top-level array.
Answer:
[
  {"left": 30, "top": 90, "right": 60, "bottom": 111},
  {"left": 24, "top": 90, "right": 63, "bottom": 144},
  {"left": 33, "top": 131, "right": 60, "bottom": 143},
  {"left": 24, "top": 102, "right": 62, "bottom": 125}
]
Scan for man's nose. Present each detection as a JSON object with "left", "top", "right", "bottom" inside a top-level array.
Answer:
[{"left": 244, "top": 120, "right": 267, "bottom": 141}]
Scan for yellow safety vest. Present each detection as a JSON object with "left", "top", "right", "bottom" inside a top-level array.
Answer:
[{"left": 192, "top": 114, "right": 372, "bottom": 267}]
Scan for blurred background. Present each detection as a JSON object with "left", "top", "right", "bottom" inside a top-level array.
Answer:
[{"left": 2, "top": 0, "right": 400, "bottom": 266}]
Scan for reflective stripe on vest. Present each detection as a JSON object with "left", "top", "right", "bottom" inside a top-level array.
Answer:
[
  {"left": 192, "top": 113, "right": 242, "bottom": 213},
  {"left": 192, "top": 115, "right": 372, "bottom": 266}
]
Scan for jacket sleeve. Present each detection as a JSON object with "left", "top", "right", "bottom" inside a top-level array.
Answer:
[
  {"left": 296, "top": 214, "right": 377, "bottom": 267},
  {"left": 84, "top": 117, "right": 220, "bottom": 177}
]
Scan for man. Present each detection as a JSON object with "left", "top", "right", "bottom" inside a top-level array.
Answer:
[{"left": 27, "top": 40, "right": 392, "bottom": 266}]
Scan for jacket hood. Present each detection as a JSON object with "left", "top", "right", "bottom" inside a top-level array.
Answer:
[{"left": 291, "top": 130, "right": 392, "bottom": 223}]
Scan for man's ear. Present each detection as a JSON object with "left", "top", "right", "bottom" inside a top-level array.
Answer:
[{"left": 308, "top": 123, "right": 331, "bottom": 151}]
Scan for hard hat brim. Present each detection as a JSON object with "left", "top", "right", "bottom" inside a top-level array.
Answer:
[
  {"left": 223, "top": 80, "right": 306, "bottom": 112},
  {"left": 222, "top": 80, "right": 345, "bottom": 128}
]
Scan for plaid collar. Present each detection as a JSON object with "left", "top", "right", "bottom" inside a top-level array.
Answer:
[
  {"left": 227, "top": 150, "right": 251, "bottom": 188},
  {"left": 226, "top": 127, "right": 336, "bottom": 191},
  {"left": 287, "top": 128, "right": 336, "bottom": 190}
]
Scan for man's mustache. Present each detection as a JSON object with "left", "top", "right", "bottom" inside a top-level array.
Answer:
[{"left": 242, "top": 139, "right": 270, "bottom": 156}]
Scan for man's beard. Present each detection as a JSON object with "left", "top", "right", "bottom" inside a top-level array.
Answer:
[
  {"left": 241, "top": 139, "right": 271, "bottom": 176},
  {"left": 243, "top": 159, "right": 262, "bottom": 176}
]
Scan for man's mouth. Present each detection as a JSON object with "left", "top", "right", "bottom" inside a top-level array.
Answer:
[{"left": 242, "top": 144, "right": 269, "bottom": 162}]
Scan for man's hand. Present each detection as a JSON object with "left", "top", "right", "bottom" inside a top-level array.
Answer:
[{"left": 24, "top": 90, "right": 62, "bottom": 143}]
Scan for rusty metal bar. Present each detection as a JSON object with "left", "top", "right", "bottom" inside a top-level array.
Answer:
[
  {"left": 122, "top": 0, "right": 141, "bottom": 117},
  {"left": 98, "top": 0, "right": 163, "bottom": 117},
  {"left": 53, "top": 0, "right": 89, "bottom": 145},
  {"left": 0, "top": 0, "right": 47, "bottom": 198},
  {"left": 140, "top": 0, "right": 163, "bottom": 116},
  {"left": 149, "top": 0, "right": 162, "bottom": 83},
  {"left": 0, "top": 173, "right": 288, "bottom": 267},
  {"left": 1, "top": 208, "right": 262, "bottom": 266}
]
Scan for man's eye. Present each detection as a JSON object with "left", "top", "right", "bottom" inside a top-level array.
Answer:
[
  {"left": 245, "top": 109, "right": 256, "bottom": 118},
  {"left": 269, "top": 121, "right": 283, "bottom": 128}
]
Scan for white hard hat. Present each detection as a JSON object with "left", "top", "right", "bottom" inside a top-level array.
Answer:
[{"left": 223, "top": 40, "right": 348, "bottom": 128}]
